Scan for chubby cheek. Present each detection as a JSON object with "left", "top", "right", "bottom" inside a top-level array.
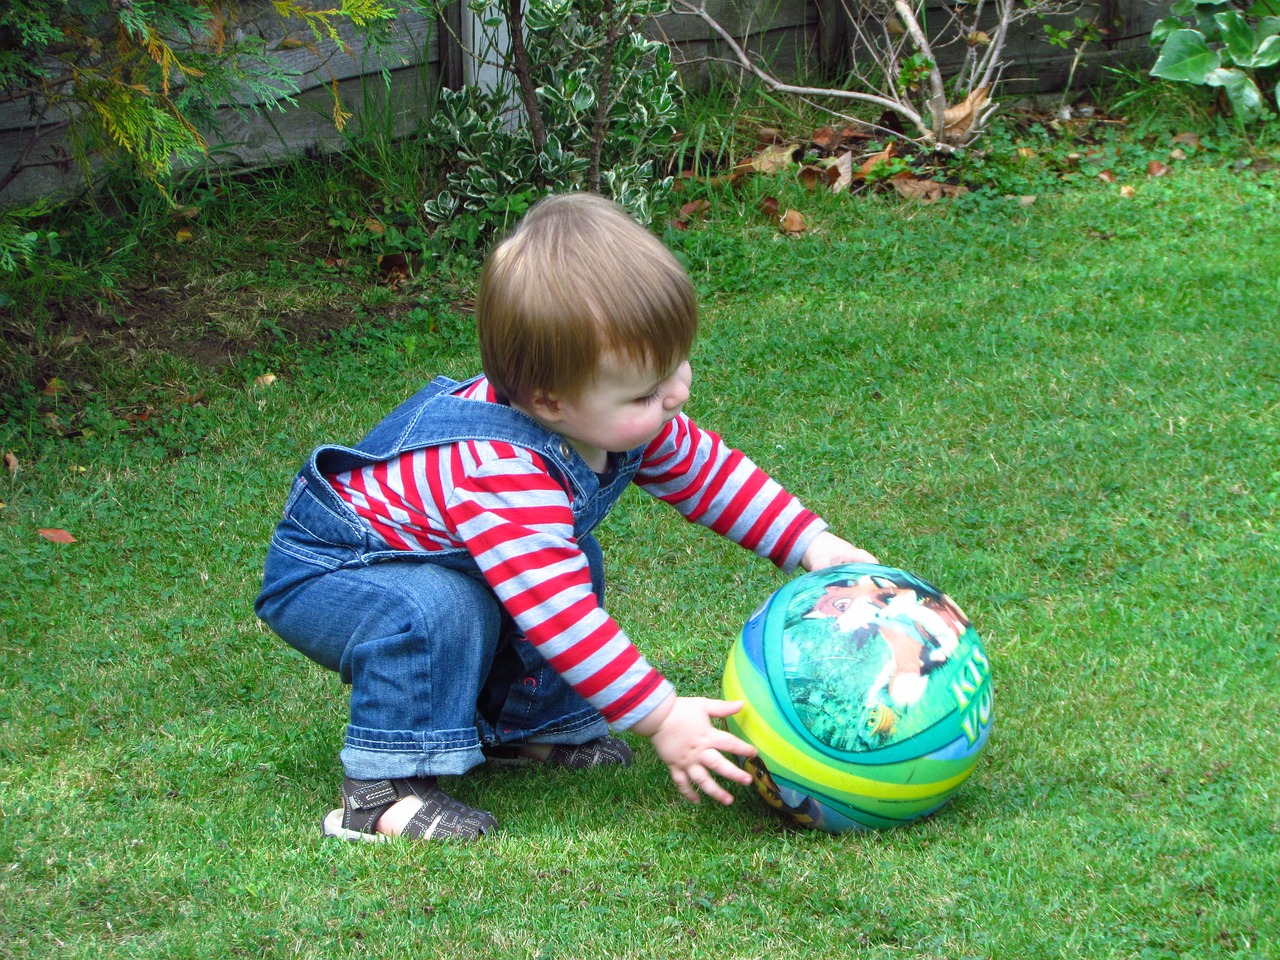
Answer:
[{"left": 614, "top": 408, "right": 666, "bottom": 446}]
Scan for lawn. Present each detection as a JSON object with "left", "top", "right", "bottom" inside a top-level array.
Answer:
[{"left": 2, "top": 153, "right": 1278, "bottom": 958}]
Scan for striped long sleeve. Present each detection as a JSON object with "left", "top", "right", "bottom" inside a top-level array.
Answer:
[
  {"left": 636, "top": 413, "right": 826, "bottom": 572},
  {"left": 326, "top": 388, "right": 827, "bottom": 728}
]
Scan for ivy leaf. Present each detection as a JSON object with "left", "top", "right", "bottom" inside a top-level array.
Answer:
[
  {"left": 1253, "top": 33, "right": 1280, "bottom": 68},
  {"left": 1215, "top": 10, "right": 1259, "bottom": 64},
  {"left": 1150, "top": 17, "right": 1187, "bottom": 47},
  {"left": 1204, "top": 67, "right": 1268, "bottom": 120},
  {"left": 1152, "top": 30, "right": 1222, "bottom": 83}
]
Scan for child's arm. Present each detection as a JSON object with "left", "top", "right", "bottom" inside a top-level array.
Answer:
[
  {"left": 637, "top": 416, "right": 877, "bottom": 573},
  {"left": 628, "top": 693, "right": 757, "bottom": 805},
  {"left": 800, "top": 530, "right": 879, "bottom": 571}
]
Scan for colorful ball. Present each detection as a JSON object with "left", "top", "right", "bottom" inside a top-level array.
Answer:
[{"left": 723, "top": 563, "right": 993, "bottom": 832}]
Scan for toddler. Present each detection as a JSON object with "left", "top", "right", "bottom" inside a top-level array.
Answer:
[{"left": 255, "top": 192, "right": 877, "bottom": 840}]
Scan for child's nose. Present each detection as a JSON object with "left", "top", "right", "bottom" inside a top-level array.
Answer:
[{"left": 664, "top": 364, "right": 691, "bottom": 409}]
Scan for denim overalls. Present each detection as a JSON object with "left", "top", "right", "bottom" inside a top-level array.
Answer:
[{"left": 255, "top": 376, "right": 646, "bottom": 779}]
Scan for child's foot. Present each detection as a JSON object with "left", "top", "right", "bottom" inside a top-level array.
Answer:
[
  {"left": 483, "top": 735, "right": 633, "bottom": 769},
  {"left": 322, "top": 776, "right": 497, "bottom": 841}
]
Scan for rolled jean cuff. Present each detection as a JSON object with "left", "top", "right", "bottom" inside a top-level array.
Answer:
[
  {"left": 340, "top": 725, "right": 484, "bottom": 779},
  {"left": 523, "top": 710, "right": 609, "bottom": 746}
]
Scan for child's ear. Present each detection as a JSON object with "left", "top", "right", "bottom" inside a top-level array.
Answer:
[{"left": 526, "top": 391, "right": 564, "bottom": 422}]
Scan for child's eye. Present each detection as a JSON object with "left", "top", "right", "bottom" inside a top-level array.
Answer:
[{"left": 636, "top": 390, "right": 661, "bottom": 404}]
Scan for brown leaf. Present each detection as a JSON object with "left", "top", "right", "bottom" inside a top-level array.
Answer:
[
  {"left": 1120, "top": 185, "right": 1137, "bottom": 198},
  {"left": 758, "top": 196, "right": 780, "bottom": 218},
  {"left": 746, "top": 142, "right": 800, "bottom": 175},
  {"left": 39, "top": 528, "right": 77, "bottom": 544},
  {"left": 1097, "top": 170, "right": 1116, "bottom": 183},
  {"left": 838, "top": 125, "right": 870, "bottom": 145},
  {"left": 797, "top": 163, "right": 838, "bottom": 190},
  {"left": 811, "top": 126, "right": 839, "bottom": 152},
  {"left": 43, "top": 378, "right": 67, "bottom": 396},
  {"left": 779, "top": 209, "right": 806, "bottom": 236},
  {"left": 944, "top": 87, "right": 990, "bottom": 142},
  {"left": 175, "top": 228, "right": 194, "bottom": 243},
  {"left": 1147, "top": 160, "right": 1169, "bottom": 177},
  {"left": 856, "top": 142, "right": 898, "bottom": 180},
  {"left": 1169, "top": 148, "right": 1187, "bottom": 161},
  {"left": 679, "top": 199, "right": 710, "bottom": 219},
  {"left": 891, "top": 178, "right": 968, "bottom": 202},
  {"left": 378, "top": 253, "right": 411, "bottom": 286},
  {"left": 1171, "top": 132, "right": 1201, "bottom": 149},
  {"left": 171, "top": 205, "right": 200, "bottom": 220},
  {"left": 4, "top": 451, "right": 18, "bottom": 477},
  {"left": 756, "top": 126, "right": 786, "bottom": 145},
  {"left": 254, "top": 373, "right": 278, "bottom": 388},
  {"left": 830, "top": 151, "right": 853, "bottom": 194},
  {"left": 364, "top": 218, "right": 386, "bottom": 236}
]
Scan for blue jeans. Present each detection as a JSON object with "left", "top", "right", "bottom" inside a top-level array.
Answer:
[{"left": 258, "top": 536, "right": 610, "bottom": 779}]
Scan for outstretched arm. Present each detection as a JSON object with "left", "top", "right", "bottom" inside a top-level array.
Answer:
[
  {"left": 800, "top": 531, "right": 879, "bottom": 571},
  {"left": 630, "top": 694, "right": 757, "bottom": 805}
]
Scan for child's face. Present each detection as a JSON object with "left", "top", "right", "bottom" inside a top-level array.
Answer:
[{"left": 539, "top": 352, "right": 692, "bottom": 469}]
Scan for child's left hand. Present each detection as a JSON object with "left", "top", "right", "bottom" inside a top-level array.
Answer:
[{"left": 800, "top": 531, "right": 879, "bottom": 572}]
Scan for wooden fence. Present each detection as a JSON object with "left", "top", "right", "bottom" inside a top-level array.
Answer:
[{"left": 0, "top": 0, "right": 1162, "bottom": 206}]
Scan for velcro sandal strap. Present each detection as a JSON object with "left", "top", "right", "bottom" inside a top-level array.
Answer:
[
  {"left": 400, "top": 788, "right": 497, "bottom": 840},
  {"left": 345, "top": 779, "right": 400, "bottom": 811}
]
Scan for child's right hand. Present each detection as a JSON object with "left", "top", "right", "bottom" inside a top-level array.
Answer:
[{"left": 630, "top": 694, "right": 757, "bottom": 805}]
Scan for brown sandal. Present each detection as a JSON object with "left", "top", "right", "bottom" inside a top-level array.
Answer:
[
  {"left": 321, "top": 777, "right": 497, "bottom": 841},
  {"left": 483, "top": 736, "right": 633, "bottom": 769}
]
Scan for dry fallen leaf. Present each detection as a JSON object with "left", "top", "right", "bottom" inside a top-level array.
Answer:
[
  {"left": 856, "top": 142, "right": 898, "bottom": 180},
  {"left": 811, "top": 126, "right": 839, "bottom": 152},
  {"left": 797, "top": 163, "right": 839, "bottom": 191},
  {"left": 1017, "top": 147, "right": 1036, "bottom": 160},
  {"left": 758, "top": 196, "right": 780, "bottom": 218},
  {"left": 175, "top": 228, "right": 194, "bottom": 243},
  {"left": 39, "top": 528, "right": 77, "bottom": 544},
  {"left": 4, "top": 451, "right": 18, "bottom": 477},
  {"left": 779, "top": 209, "right": 806, "bottom": 236},
  {"left": 747, "top": 142, "right": 800, "bottom": 175},
  {"left": 378, "top": 253, "right": 411, "bottom": 286},
  {"left": 1147, "top": 160, "right": 1169, "bottom": 177},
  {"left": 830, "top": 151, "right": 853, "bottom": 194},
  {"left": 679, "top": 200, "right": 710, "bottom": 219},
  {"left": 1170, "top": 148, "right": 1187, "bottom": 161},
  {"left": 1171, "top": 132, "right": 1201, "bottom": 149},
  {"left": 944, "top": 87, "right": 990, "bottom": 142},
  {"left": 891, "top": 177, "right": 968, "bottom": 202},
  {"left": 43, "top": 378, "right": 67, "bottom": 396},
  {"left": 255, "top": 373, "right": 278, "bottom": 388},
  {"left": 171, "top": 205, "right": 200, "bottom": 220},
  {"left": 1120, "top": 185, "right": 1137, "bottom": 198},
  {"left": 1097, "top": 170, "right": 1116, "bottom": 184},
  {"left": 364, "top": 218, "right": 386, "bottom": 236}
]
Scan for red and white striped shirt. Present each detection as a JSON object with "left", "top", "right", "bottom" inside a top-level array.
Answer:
[{"left": 326, "top": 377, "right": 825, "bottom": 729}]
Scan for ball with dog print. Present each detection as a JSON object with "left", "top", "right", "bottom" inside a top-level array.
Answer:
[{"left": 724, "top": 563, "right": 992, "bottom": 831}]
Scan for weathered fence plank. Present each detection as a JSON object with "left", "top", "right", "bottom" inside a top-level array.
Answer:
[{"left": 1, "top": 0, "right": 1161, "bottom": 207}]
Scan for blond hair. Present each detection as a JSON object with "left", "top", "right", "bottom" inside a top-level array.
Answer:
[{"left": 476, "top": 192, "right": 697, "bottom": 405}]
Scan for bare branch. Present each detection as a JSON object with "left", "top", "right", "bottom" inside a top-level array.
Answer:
[{"left": 668, "top": 0, "right": 927, "bottom": 137}]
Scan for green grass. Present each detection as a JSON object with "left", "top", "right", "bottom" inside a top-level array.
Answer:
[{"left": 3, "top": 153, "right": 1279, "bottom": 958}]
